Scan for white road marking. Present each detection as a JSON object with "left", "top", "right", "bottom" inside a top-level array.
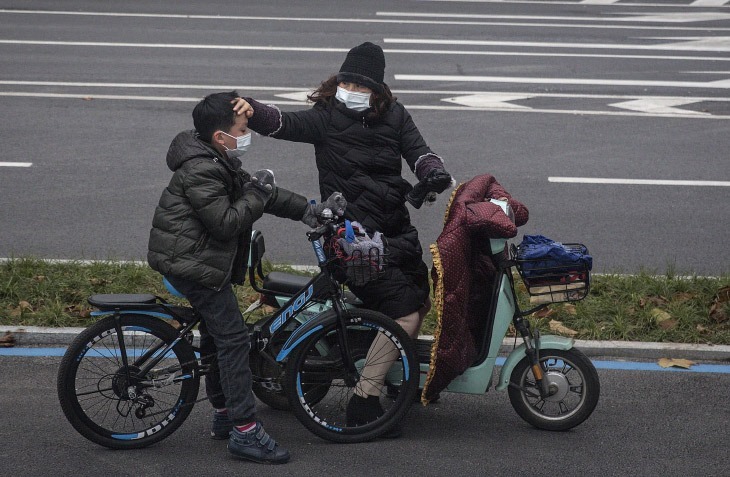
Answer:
[
  {"left": 274, "top": 91, "right": 312, "bottom": 102},
  {"left": 0, "top": 9, "right": 729, "bottom": 32},
  {"left": 691, "top": 0, "right": 730, "bottom": 5},
  {"left": 3, "top": 83, "right": 730, "bottom": 118},
  {"left": 395, "top": 74, "right": 730, "bottom": 89},
  {"left": 0, "top": 162, "right": 32, "bottom": 167},
  {"left": 384, "top": 37, "right": 730, "bottom": 52},
  {"left": 2, "top": 40, "right": 728, "bottom": 63},
  {"left": 417, "top": 0, "right": 730, "bottom": 6},
  {"left": 0, "top": 39, "right": 349, "bottom": 53},
  {"left": 442, "top": 93, "right": 535, "bottom": 109},
  {"left": 549, "top": 177, "right": 730, "bottom": 186},
  {"left": 378, "top": 12, "right": 730, "bottom": 23},
  {"left": 0, "top": 91, "right": 306, "bottom": 106},
  {"left": 580, "top": 0, "right": 620, "bottom": 4},
  {"left": 608, "top": 98, "right": 710, "bottom": 115}
]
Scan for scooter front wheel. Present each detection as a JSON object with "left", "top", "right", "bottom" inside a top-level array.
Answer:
[{"left": 508, "top": 348, "right": 599, "bottom": 431}]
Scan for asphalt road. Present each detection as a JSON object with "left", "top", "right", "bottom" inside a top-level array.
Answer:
[
  {"left": 0, "top": 355, "right": 728, "bottom": 476},
  {"left": 1, "top": 0, "right": 729, "bottom": 274}
]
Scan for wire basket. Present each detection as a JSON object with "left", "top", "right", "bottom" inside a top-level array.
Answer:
[
  {"left": 327, "top": 239, "right": 387, "bottom": 287},
  {"left": 514, "top": 243, "right": 591, "bottom": 304}
]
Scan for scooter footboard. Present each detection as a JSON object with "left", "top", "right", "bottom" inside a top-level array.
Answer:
[{"left": 494, "top": 335, "right": 574, "bottom": 391}]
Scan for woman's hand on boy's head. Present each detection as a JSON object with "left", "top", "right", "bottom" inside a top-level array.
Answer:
[{"left": 231, "top": 97, "right": 254, "bottom": 117}]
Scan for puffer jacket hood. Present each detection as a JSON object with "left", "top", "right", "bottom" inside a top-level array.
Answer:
[{"left": 166, "top": 130, "right": 242, "bottom": 173}]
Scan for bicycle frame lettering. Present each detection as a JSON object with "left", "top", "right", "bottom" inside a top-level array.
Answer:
[{"left": 268, "top": 284, "right": 314, "bottom": 334}]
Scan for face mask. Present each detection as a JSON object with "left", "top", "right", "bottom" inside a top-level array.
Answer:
[
  {"left": 222, "top": 131, "right": 251, "bottom": 159},
  {"left": 335, "top": 86, "right": 371, "bottom": 111}
]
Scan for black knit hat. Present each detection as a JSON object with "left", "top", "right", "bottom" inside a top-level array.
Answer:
[{"left": 337, "top": 42, "right": 385, "bottom": 93}]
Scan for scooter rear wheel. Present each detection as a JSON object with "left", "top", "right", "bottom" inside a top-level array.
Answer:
[{"left": 508, "top": 348, "right": 599, "bottom": 431}]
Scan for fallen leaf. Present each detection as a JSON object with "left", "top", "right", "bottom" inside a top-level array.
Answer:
[
  {"left": 33, "top": 275, "right": 47, "bottom": 282},
  {"left": 563, "top": 304, "right": 577, "bottom": 315},
  {"left": 658, "top": 319, "right": 678, "bottom": 330},
  {"left": 658, "top": 358, "right": 694, "bottom": 369},
  {"left": 696, "top": 324, "right": 708, "bottom": 333},
  {"left": 83, "top": 96, "right": 93, "bottom": 101},
  {"left": 650, "top": 308, "right": 672, "bottom": 324},
  {"left": 535, "top": 307, "right": 555, "bottom": 319},
  {"left": 716, "top": 286, "right": 730, "bottom": 303},
  {"left": 672, "top": 292, "right": 695, "bottom": 303},
  {"left": 709, "top": 286, "right": 730, "bottom": 323},
  {"left": 0, "top": 332, "right": 15, "bottom": 348},
  {"left": 640, "top": 296, "right": 669, "bottom": 309},
  {"left": 549, "top": 319, "right": 578, "bottom": 337},
  {"left": 89, "top": 278, "right": 110, "bottom": 286},
  {"left": 19, "top": 300, "right": 33, "bottom": 311}
]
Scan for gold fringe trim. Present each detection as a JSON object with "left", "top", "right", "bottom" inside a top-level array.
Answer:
[
  {"left": 422, "top": 242, "right": 444, "bottom": 406},
  {"left": 441, "top": 183, "right": 462, "bottom": 226},
  {"left": 421, "top": 183, "right": 462, "bottom": 405}
]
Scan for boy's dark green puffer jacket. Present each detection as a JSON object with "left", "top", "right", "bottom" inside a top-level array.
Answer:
[{"left": 148, "top": 130, "right": 308, "bottom": 290}]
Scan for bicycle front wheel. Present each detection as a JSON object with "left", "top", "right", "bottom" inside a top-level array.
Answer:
[
  {"left": 57, "top": 314, "right": 200, "bottom": 449},
  {"left": 284, "top": 309, "right": 418, "bottom": 443}
]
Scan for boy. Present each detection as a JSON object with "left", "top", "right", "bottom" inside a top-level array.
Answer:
[{"left": 148, "top": 91, "right": 345, "bottom": 464}]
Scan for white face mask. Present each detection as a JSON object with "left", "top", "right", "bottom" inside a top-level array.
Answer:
[
  {"left": 335, "top": 86, "right": 371, "bottom": 111},
  {"left": 222, "top": 131, "right": 252, "bottom": 159}
]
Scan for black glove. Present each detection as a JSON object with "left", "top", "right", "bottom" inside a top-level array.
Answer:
[
  {"left": 245, "top": 169, "right": 276, "bottom": 205},
  {"left": 301, "top": 192, "right": 347, "bottom": 228},
  {"left": 405, "top": 169, "right": 453, "bottom": 209}
]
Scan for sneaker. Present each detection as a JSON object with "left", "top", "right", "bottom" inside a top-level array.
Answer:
[
  {"left": 210, "top": 411, "right": 233, "bottom": 440},
  {"left": 346, "top": 394, "right": 401, "bottom": 438},
  {"left": 228, "top": 422, "right": 290, "bottom": 464}
]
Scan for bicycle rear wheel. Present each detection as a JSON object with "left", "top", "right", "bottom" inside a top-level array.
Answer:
[
  {"left": 57, "top": 314, "right": 200, "bottom": 449},
  {"left": 284, "top": 309, "right": 418, "bottom": 443}
]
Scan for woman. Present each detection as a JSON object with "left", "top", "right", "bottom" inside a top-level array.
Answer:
[{"left": 234, "top": 42, "right": 452, "bottom": 429}]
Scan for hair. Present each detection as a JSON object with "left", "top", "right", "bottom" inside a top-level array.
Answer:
[
  {"left": 192, "top": 90, "right": 239, "bottom": 143},
  {"left": 308, "top": 76, "right": 396, "bottom": 121}
]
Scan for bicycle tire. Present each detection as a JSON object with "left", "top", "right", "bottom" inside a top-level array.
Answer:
[
  {"left": 57, "top": 314, "right": 200, "bottom": 449},
  {"left": 284, "top": 309, "right": 418, "bottom": 443},
  {"left": 508, "top": 348, "right": 600, "bottom": 431}
]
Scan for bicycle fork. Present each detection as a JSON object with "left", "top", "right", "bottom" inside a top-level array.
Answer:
[{"left": 331, "top": 298, "right": 360, "bottom": 388}]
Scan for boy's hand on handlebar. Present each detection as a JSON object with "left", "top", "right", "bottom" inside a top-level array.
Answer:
[
  {"left": 231, "top": 97, "right": 254, "bottom": 118},
  {"left": 246, "top": 169, "right": 276, "bottom": 205},
  {"left": 301, "top": 192, "right": 347, "bottom": 228}
]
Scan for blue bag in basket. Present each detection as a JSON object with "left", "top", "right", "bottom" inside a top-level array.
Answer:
[{"left": 517, "top": 235, "right": 592, "bottom": 279}]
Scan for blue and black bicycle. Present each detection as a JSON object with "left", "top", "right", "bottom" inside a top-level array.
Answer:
[{"left": 57, "top": 208, "right": 418, "bottom": 448}]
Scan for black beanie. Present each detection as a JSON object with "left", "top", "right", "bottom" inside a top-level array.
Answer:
[{"left": 337, "top": 42, "right": 385, "bottom": 93}]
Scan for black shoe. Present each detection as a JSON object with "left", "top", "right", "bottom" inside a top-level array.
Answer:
[
  {"left": 386, "top": 386, "right": 439, "bottom": 404},
  {"left": 228, "top": 422, "right": 290, "bottom": 464},
  {"left": 346, "top": 394, "right": 402, "bottom": 439},
  {"left": 210, "top": 411, "right": 233, "bottom": 440}
]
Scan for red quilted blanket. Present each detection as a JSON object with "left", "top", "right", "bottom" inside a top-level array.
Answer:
[{"left": 422, "top": 174, "right": 529, "bottom": 403}]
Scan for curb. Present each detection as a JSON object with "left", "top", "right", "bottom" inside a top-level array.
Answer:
[{"left": 2, "top": 326, "right": 728, "bottom": 362}]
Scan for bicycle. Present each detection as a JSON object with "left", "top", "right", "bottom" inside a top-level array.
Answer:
[{"left": 57, "top": 210, "right": 419, "bottom": 448}]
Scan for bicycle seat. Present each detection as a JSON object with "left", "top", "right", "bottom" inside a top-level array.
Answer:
[
  {"left": 88, "top": 294, "right": 158, "bottom": 309},
  {"left": 263, "top": 272, "right": 324, "bottom": 296}
]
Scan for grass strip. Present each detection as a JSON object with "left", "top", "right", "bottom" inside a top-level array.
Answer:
[{"left": 1, "top": 258, "right": 728, "bottom": 344}]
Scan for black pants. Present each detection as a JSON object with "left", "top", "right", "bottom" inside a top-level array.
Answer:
[{"left": 166, "top": 275, "right": 256, "bottom": 425}]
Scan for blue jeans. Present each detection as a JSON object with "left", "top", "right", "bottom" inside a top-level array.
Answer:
[{"left": 166, "top": 275, "right": 256, "bottom": 425}]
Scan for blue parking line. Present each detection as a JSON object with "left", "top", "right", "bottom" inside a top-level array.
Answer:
[{"left": 2, "top": 347, "right": 730, "bottom": 373}]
